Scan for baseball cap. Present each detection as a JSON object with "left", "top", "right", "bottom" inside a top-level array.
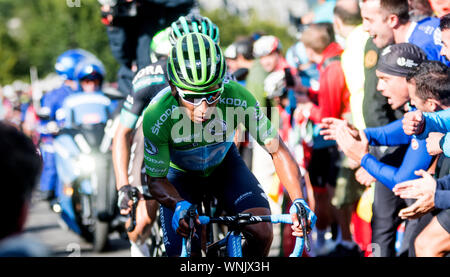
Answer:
[{"left": 377, "top": 43, "right": 427, "bottom": 77}]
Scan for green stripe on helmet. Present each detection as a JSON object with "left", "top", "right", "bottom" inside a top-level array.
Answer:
[{"left": 168, "top": 33, "right": 226, "bottom": 92}]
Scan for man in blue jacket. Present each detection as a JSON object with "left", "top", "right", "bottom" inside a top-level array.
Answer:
[
  {"left": 393, "top": 60, "right": 450, "bottom": 257},
  {"left": 320, "top": 43, "right": 432, "bottom": 256}
]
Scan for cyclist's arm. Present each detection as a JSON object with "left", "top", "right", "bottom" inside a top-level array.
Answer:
[
  {"left": 360, "top": 138, "right": 433, "bottom": 190},
  {"left": 112, "top": 123, "right": 134, "bottom": 190},
  {"left": 146, "top": 177, "right": 184, "bottom": 210},
  {"left": 112, "top": 73, "right": 162, "bottom": 189},
  {"left": 265, "top": 136, "right": 304, "bottom": 200}
]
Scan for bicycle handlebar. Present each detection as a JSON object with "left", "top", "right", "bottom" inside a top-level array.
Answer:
[{"left": 181, "top": 212, "right": 310, "bottom": 257}]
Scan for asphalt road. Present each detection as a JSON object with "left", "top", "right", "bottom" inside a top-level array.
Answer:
[{"left": 23, "top": 198, "right": 131, "bottom": 257}]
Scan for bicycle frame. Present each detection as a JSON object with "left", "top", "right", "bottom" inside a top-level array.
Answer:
[{"left": 181, "top": 213, "right": 309, "bottom": 257}]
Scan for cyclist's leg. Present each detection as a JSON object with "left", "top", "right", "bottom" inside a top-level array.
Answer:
[
  {"left": 415, "top": 210, "right": 450, "bottom": 257},
  {"left": 160, "top": 168, "right": 204, "bottom": 257},
  {"left": 211, "top": 144, "right": 273, "bottom": 256}
]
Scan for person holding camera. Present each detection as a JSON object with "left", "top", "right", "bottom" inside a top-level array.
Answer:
[{"left": 98, "top": 0, "right": 195, "bottom": 96}]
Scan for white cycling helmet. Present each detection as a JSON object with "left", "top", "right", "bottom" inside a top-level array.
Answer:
[{"left": 253, "top": 35, "right": 282, "bottom": 58}]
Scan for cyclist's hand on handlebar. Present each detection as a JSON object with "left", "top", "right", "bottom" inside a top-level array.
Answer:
[
  {"left": 172, "top": 201, "right": 200, "bottom": 237},
  {"left": 117, "top": 185, "right": 141, "bottom": 215},
  {"left": 289, "top": 198, "right": 316, "bottom": 237},
  {"left": 118, "top": 185, "right": 133, "bottom": 215}
]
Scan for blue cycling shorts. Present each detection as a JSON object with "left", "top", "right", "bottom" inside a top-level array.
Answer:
[{"left": 160, "top": 144, "right": 271, "bottom": 257}]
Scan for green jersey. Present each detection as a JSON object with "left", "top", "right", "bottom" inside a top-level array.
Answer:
[{"left": 142, "top": 80, "right": 277, "bottom": 177}]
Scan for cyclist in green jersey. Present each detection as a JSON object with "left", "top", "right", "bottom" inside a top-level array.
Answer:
[
  {"left": 112, "top": 15, "right": 221, "bottom": 257},
  {"left": 142, "top": 33, "right": 316, "bottom": 256}
]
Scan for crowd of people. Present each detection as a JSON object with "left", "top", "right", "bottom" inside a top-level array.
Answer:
[{"left": 1, "top": 0, "right": 450, "bottom": 258}]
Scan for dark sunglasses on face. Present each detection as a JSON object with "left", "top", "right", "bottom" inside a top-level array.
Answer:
[{"left": 176, "top": 85, "right": 223, "bottom": 106}]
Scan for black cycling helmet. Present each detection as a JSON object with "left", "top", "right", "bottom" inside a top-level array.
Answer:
[
  {"left": 169, "top": 14, "right": 220, "bottom": 45},
  {"left": 168, "top": 33, "right": 226, "bottom": 93}
]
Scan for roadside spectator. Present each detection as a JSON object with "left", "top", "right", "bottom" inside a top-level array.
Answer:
[
  {"left": 393, "top": 170, "right": 450, "bottom": 256},
  {"left": 361, "top": 0, "right": 448, "bottom": 65},
  {"left": 99, "top": 0, "right": 195, "bottom": 95},
  {"left": 224, "top": 36, "right": 256, "bottom": 168},
  {"left": 428, "top": 0, "right": 450, "bottom": 18},
  {"left": 0, "top": 121, "right": 48, "bottom": 257},
  {"left": 224, "top": 36, "right": 255, "bottom": 85},
  {"left": 320, "top": 43, "right": 431, "bottom": 257},
  {"left": 250, "top": 35, "right": 299, "bottom": 219},
  {"left": 408, "top": 0, "right": 433, "bottom": 22},
  {"left": 394, "top": 60, "right": 450, "bottom": 257},
  {"left": 328, "top": 0, "right": 369, "bottom": 256},
  {"left": 294, "top": 22, "right": 350, "bottom": 255},
  {"left": 440, "top": 13, "right": 450, "bottom": 61}
]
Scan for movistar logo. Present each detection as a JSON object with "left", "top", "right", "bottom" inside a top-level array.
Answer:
[{"left": 144, "top": 138, "right": 158, "bottom": 155}]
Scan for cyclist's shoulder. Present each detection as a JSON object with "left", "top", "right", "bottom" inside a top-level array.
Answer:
[
  {"left": 223, "top": 79, "right": 255, "bottom": 103},
  {"left": 142, "top": 87, "right": 178, "bottom": 133},
  {"left": 132, "top": 60, "right": 168, "bottom": 94}
]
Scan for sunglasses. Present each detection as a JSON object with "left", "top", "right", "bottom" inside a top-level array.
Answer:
[{"left": 176, "top": 86, "right": 223, "bottom": 106}]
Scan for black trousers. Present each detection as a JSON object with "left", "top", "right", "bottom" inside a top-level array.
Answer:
[{"left": 369, "top": 145, "right": 415, "bottom": 257}]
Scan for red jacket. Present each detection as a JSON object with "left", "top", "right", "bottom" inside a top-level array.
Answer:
[{"left": 308, "top": 42, "right": 350, "bottom": 124}]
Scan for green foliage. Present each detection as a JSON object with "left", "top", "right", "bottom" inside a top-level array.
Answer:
[
  {"left": 0, "top": 0, "right": 118, "bottom": 85},
  {"left": 202, "top": 8, "right": 296, "bottom": 54},
  {"left": 0, "top": 2, "right": 294, "bottom": 86}
]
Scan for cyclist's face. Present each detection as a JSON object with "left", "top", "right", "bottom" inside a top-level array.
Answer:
[
  {"left": 361, "top": 0, "right": 395, "bottom": 48},
  {"left": 441, "top": 29, "right": 450, "bottom": 62},
  {"left": 376, "top": 70, "right": 410, "bottom": 110},
  {"left": 176, "top": 85, "right": 220, "bottom": 124}
]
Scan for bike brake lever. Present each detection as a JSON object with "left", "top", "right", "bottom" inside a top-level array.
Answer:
[
  {"left": 127, "top": 188, "right": 139, "bottom": 232},
  {"left": 295, "top": 202, "right": 311, "bottom": 252},
  {"left": 183, "top": 204, "right": 198, "bottom": 257}
]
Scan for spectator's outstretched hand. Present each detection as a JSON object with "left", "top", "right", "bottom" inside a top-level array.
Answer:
[
  {"left": 335, "top": 126, "right": 369, "bottom": 166},
  {"left": 319, "top": 117, "right": 358, "bottom": 141},
  {"left": 393, "top": 170, "right": 436, "bottom": 219}
]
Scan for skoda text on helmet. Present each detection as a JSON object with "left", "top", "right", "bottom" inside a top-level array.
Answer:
[
  {"left": 169, "top": 15, "right": 220, "bottom": 45},
  {"left": 253, "top": 35, "right": 282, "bottom": 58},
  {"left": 55, "top": 49, "right": 96, "bottom": 80},
  {"left": 168, "top": 33, "right": 226, "bottom": 93}
]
